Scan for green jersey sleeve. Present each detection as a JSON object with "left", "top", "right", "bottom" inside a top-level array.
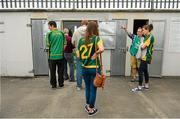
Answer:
[{"left": 45, "top": 32, "right": 50, "bottom": 49}]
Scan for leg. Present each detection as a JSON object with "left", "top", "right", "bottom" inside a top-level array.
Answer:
[
  {"left": 82, "top": 68, "right": 91, "bottom": 105},
  {"left": 57, "top": 59, "right": 64, "bottom": 87},
  {"left": 89, "top": 68, "right": 97, "bottom": 108},
  {"left": 76, "top": 58, "right": 83, "bottom": 88},
  {"left": 68, "top": 53, "right": 75, "bottom": 81},
  {"left": 138, "top": 60, "right": 144, "bottom": 86},
  {"left": 49, "top": 60, "right": 57, "bottom": 87},
  {"left": 131, "top": 56, "right": 137, "bottom": 81},
  {"left": 144, "top": 62, "right": 149, "bottom": 84},
  {"left": 64, "top": 54, "right": 69, "bottom": 80}
]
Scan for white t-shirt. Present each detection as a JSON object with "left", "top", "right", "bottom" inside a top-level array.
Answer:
[{"left": 72, "top": 25, "right": 87, "bottom": 51}]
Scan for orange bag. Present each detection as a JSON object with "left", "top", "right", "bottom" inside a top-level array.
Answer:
[{"left": 93, "top": 37, "right": 106, "bottom": 89}]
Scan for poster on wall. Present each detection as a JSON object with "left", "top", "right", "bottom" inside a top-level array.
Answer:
[{"left": 169, "top": 18, "right": 180, "bottom": 52}]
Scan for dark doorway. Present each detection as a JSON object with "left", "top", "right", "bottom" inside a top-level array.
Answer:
[
  {"left": 133, "top": 19, "right": 149, "bottom": 34},
  {"left": 63, "top": 21, "right": 81, "bottom": 36}
]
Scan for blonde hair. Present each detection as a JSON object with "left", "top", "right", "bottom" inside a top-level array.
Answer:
[{"left": 63, "top": 28, "right": 69, "bottom": 35}]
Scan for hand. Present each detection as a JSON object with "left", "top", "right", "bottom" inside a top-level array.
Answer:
[
  {"left": 121, "top": 26, "right": 127, "bottom": 31},
  {"left": 91, "top": 53, "right": 98, "bottom": 60}
]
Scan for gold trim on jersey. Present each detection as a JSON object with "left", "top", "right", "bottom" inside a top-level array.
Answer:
[{"left": 83, "top": 65, "right": 99, "bottom": 68}]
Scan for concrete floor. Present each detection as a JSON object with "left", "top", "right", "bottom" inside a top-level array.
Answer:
[{"left": 0, "top": 76, "right": 180, "bottom": 118}]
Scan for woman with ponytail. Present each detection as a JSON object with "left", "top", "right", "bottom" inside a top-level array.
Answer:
[{"left": 77, "top": 21, "right": 104, "bottom": 116}]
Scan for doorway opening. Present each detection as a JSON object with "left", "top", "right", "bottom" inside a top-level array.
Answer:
[
  {"left": 62, "top": 21, "right": 81, "bottom": 36},
  {"left": 133, "top": 19, "right": 149, "bottom": 34}
]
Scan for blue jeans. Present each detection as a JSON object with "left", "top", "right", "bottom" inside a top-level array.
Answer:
[
  {"left": 82, "top": 68, "right": 97, "bottom": 108},
  {"left": 64, "top": 53, "right": 75, "bottom": 81},
  {"left": 76, "top": 58, "right": 83, "bottom": 87}
]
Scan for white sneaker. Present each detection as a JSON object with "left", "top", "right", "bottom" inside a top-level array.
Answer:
[
  {"left": 142, "top": 84, "right": 149, "bottom": 90},
  {"left": 131, "top": 86, "right": 143, "bottom": 92},
  {"left": 76, "top": 87, "right": 81, "bottom": 91}
]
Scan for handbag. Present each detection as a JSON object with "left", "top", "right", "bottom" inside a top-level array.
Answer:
[{"left": 93, "top": 37, "right": 106, "bottom": 89}]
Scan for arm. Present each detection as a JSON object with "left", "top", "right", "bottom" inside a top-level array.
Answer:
[
  {"left": 45, "top": 32, "right": 50, "bottom": 56},
  {"left": 121, "top": 26, "right": 134, "bottom": 40},
  {"left": 72, "top": 31, "right": 78, "bottom": 46},
  {"left": 45, "top": 32, "right": 50, "bottom": 49},
  {"left": 141, "top": 36, "right": 151, "bottom": 50},
  {"left": 95, "top": 39, "right": 104, "bottom": 54},
  {"left": 63, "top": 33, "right": 67, "bottom": 50},
  {"left": 76, "top": 38, "right": 81, "bottom": 58},
  {"left": 91, "top": 38, "right": 104, "bottom": 60}
]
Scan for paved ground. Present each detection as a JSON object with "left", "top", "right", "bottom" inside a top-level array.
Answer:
[{"left": 0, "top": 76, "right": 180, "bottom": 118}]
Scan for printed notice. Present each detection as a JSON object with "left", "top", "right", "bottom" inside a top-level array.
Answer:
[{"left": 169, "top": 19, "right": 180, "bottom": 52}]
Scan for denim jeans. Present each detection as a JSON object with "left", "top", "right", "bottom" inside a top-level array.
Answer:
[
  {"left": 64, "top": 53, "right": 75, "bottom": 81},
  {"left": 82, "top": 68, "right": 97, "bottom": 108},
  {"left": 76, "top": 58, "right": 83, "bottom": 87}
]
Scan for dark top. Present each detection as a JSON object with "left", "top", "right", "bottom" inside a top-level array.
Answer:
[{"left": 64, "top": 35, "right": 75, "bottom": 53}]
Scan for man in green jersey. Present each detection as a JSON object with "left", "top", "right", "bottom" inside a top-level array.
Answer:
[{"left": 45, "top": 21, "right": 66, "bottom": 89}]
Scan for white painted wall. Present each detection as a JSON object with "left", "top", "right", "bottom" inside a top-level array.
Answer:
[
  {"left": 0, "top": 15, "right": 3, "bottom": 77},
  {"left": 1, "top": 13, "right": 34, "bottom": 76},
  {"left": 1, "top": 12, "right": 180, "bottom": 76}
]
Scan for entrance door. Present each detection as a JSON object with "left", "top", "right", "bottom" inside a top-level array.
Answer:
[
  {"left": 111, "top": 20, "right": 127, "bottom": 76},
  {"left": 32, "top": 20, "right": 62, "bottom": 75},
  {"left": 63, "top": 21, "right": 81, "bottom": 35},
  {"left": 149, "top": 20, "right": 165, "bottom": 77},
  {"left": 31, "top": 19, "right": 49, "bottom": 75}
]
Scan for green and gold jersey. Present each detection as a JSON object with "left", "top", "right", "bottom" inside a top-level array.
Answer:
[
  {"left": 78, "top": 35, "right": 103, "bottom": 68},
  {"left": 45, "top": 29, "right": 66, "bottom": 60},
  {"left": 141, "top": 34, "right": 155, "bottom": 64}
]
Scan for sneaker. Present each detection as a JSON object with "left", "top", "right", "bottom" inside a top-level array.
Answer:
[
  {"left": 76, "top": 87, "right": 81, "bottom": 91},
  {"left": 51, "top": 85, "right": 56, "bottom": 89},
  {"left": 64, "top": 77, "right": 69, "bottom": 81},
  {"left": 131, "top": 79, "right": 136, "bottom": 82},
  {"left": 142, "top": 85, "right": 149, "bottom": 90},
  {"left": 131, "top": 87, "right": 143, "bottom": 92},
  {"left": 69, "top": 80, "right": 75, "bottom": 82},
  {"left": 59, "top": 84, "right": 64, "bottom": 88},
  {"left": 135, "top": 78, "right": 139, "bottom": 82},
  {"left": 88, "top": 108, "right": 98, "bottom": 116},
  {"left": 84, "top": 105, "right": 89, "bottom": 113}
]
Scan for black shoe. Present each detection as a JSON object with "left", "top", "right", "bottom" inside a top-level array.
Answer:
[
  {"left": 59, "top": 84, "right": 64, "bottom": 88},
  {"left": 69, "top": 80, "right": 75, "bottom": 82},
  {"left": 88, "top": 108, "right": 98, "bottom": 116},
  {"left": 84, "top": 105, "right": 89, "bottom": 113},
  {"left": 51, "top": 85, "right": 56, "bottom": 89},
  {"left": 64, "top": 77, "right": 69, "bottom": 80}
]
